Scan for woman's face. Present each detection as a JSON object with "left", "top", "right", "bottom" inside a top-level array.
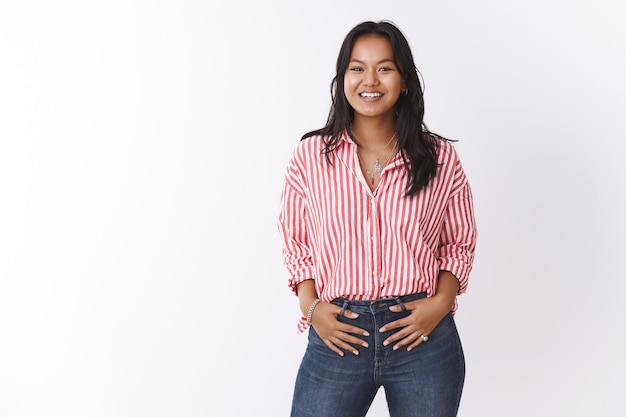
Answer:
[{"left": 344, "top": 34, "right": 405, "bottom": 122}]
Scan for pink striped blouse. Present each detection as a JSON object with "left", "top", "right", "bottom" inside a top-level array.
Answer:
[{"left": 278, "top": 130, "right": 477, "bottom": 332}]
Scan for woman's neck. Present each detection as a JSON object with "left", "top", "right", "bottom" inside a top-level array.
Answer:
[{"left": 351, "top": 116, "right": 396, "bottom": 150}]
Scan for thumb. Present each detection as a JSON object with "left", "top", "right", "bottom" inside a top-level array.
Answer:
[
  {"left": 388, "top": 304, "right": 403, "bottom": 313},
  {"left": 343, "top": 309, "right": 359, "bottom": 319}
]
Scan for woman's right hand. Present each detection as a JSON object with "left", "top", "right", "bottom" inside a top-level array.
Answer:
[{"left": 309, "top": 301, "right": 369, "bottom": 356}]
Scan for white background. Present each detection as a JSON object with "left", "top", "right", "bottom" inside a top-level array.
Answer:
[{"left": 1, "top": 1, "right": 625, "bottom": 416}]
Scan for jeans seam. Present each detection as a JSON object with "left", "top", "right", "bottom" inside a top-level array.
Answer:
[{"left": 372, "top": 308, "right": 381, "bottom": 385}]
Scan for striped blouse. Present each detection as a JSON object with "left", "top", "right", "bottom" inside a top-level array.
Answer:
[{"left": 278, "top": 130, "right": 477, "bottom": 332}]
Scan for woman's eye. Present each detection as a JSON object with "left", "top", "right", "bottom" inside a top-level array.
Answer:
[
  {"left": 350, "top": 67, "right": 363, "bottom": 72},
  {"left": 379, "top": 67, "right": 393, "bottom": 72}
]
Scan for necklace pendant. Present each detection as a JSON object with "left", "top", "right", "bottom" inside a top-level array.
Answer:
[{"left": 373, "top": 160, "right": 382, "bottom": 173}]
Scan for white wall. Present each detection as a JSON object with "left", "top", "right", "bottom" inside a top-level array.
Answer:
[{"left": 1, "top": 1, "right": 624, "bottom": 416}]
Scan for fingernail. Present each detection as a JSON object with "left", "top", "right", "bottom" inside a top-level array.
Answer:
[
  {"left": 383, "top": 340, "right": 389, "bottom": 346},
  {"left": 350, "top": 312, "right": 359, "bottom": 318},
  {"left": 353, "top": 350, "right": 359, "bottom": 355},
  {"left": 362, "top": 342, "right": 369, "bottom": 348},
  {"left": 363, "top": 331, "right": 370, "bottom": 336},
  {"left": 407, "top": 347, "right": 412, "bottom": 352},
  {"left": 393, "top": 345, "right": 399, "bottom": 351},
  {"left": 379, "top": 327, "right": 386, "bottom": 332}
]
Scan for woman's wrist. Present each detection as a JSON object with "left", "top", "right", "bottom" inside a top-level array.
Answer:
[
  {"left": 306, "top": 299, "right": 321, "bottom": 324},
  {"left": 430, "top": 293, "right": 455, "bottom": 315},
  {"left": 296, "top": 279, "right": 320, "bottom": 317}
]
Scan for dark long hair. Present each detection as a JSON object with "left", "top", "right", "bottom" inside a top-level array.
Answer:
[{"left": 302, "top": 20, "right": 447, "bottom": 196}]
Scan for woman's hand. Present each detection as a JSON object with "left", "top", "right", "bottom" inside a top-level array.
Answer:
[
  {"left": 378, "top": 296, "right": 450, "bottom": 351},
  {"left": 297, "top": 279, "right": 369, "bottom": 356},
  {"left": 379, "top": 271, "right": 460, "bottom": 351},
  {"left": 309, "top": 301, "right": 370, "bottom": 356}
]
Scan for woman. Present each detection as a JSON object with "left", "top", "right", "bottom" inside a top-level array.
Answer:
[{"left": 278, "top": 20, "right": 477, "bottom": 417}]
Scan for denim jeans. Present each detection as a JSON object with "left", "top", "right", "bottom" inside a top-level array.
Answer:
[{"left": 290, "top": 293, "right": 465, "bottom": 417}]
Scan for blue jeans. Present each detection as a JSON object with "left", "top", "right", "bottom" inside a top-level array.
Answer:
[{"left": 290, "top": 293, "right": 465, "bottom": 417}]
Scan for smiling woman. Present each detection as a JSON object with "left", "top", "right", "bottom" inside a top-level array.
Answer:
[
  {"left": 278, "top": 20, "right": 477, "bottom": 417},
  {"left": 344, "top": 35, "right": 406, "bottom": 123}
]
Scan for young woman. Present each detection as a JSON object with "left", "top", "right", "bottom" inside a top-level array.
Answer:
[{"left": 278, "top": 20, "right": 477, "bottom": 417}]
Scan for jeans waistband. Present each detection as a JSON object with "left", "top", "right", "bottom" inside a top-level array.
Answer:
[{"left": 331, "top": 292, "right": 427, "bottom": 316}]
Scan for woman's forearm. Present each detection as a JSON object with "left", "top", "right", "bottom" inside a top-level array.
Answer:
[
  {"left": 434, "top": 270, "right": 460, "bottom": 311},
  {"left": 296, "top": 279, "right": 319, "bottom": 316}
]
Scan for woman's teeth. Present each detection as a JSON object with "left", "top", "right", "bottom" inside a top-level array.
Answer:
[{"left": 360, "top": 92, "right": 382, "bottom": 98}]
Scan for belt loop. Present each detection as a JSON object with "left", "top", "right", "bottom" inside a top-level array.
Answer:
[
  {"left": 339, "top": 299, "right": 349, "bottom": 317},
  {"left": 393, "top": 296, "right": 407, "bottom": 312}
]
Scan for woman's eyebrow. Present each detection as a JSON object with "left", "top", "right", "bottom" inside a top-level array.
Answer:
[{"left": 349, "top": 58, "right": 395, "bottom": 65}]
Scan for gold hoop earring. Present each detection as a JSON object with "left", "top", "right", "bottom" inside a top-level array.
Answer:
[{"left": 401, "top": 89, "right": 409, "bottom": 96}]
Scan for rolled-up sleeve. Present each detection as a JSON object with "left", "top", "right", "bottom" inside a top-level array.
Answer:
[
  {"left": 436, "top": 159, "right": 477, "bottom": 294},
  {"left": 278, "top": 153, "right": 315, "bottom": 294}
]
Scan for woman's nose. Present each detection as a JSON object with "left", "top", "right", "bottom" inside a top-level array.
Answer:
[{"left": 363, "top": 70, "right": 378, "bottom": 86}]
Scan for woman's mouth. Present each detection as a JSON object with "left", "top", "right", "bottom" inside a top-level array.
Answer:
[{"left": 360, "top": 92, "right": 383, "bottom": 99}]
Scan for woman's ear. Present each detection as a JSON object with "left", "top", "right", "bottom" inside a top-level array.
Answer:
[
  {"left": 401, "top": 80, "right": 408, "bottom": 96},
  {"left": 401, "top": 79, "right": 408, "bottom": 94}
]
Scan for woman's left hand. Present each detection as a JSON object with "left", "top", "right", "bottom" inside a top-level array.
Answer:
[{"left": 378, "top": 296, "right": 451, "bottom": 351}]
